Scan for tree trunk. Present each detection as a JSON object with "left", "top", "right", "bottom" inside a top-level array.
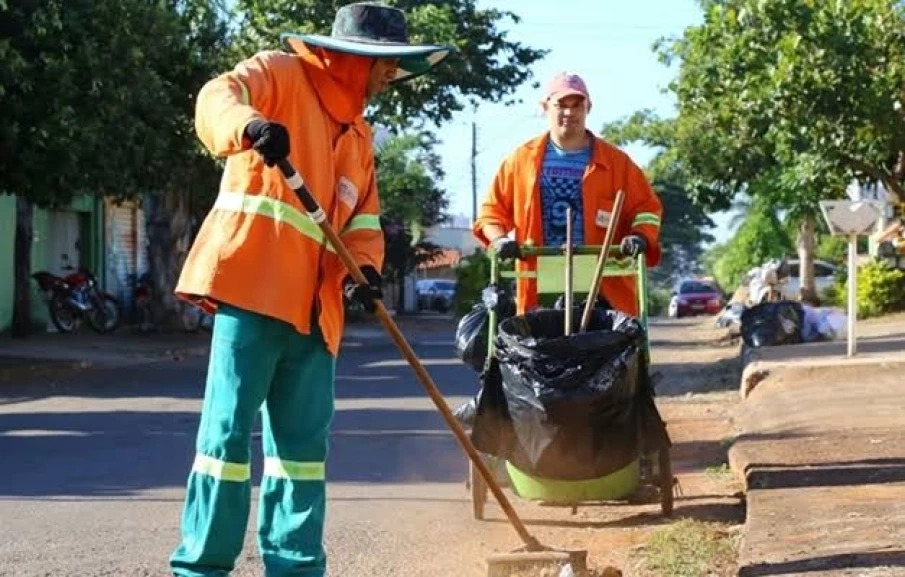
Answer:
[
  {"left": 797, "top": 214, "right": 818, "bottom": 305},
  {"left": 11, "top": 197, "right": 34, "bottom": 338},
  {"left": 396, "top": 269, "right": 405, "bottom": 313},
  {"left": 145, "top": 188, "right": 194, "bottom": 330}
]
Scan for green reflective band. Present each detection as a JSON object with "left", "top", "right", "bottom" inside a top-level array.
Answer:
[
  {"left": 192, "top": 454, "right": 251, "bottom": 482},
  {"left": 237, "top": 79, "right": 250, "bottom": 105},
  {"left": 632, "top": 213, "right": 661, "bottom": 227},
  {"left": 214, "top": 192, "right": 334, "bottom": 252},
  {"left": 342, "top": 214, "right": 381, "bottom": 234},
  {"left": 263, "top": 457, "right": 326, "bottom": 481}
]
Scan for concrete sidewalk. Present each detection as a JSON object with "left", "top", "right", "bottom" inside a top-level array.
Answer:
[{"left": 729, "top": 318, "right": 905, "bottom": 576}]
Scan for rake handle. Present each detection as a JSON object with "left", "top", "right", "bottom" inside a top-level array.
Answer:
[{"left": 276, "top": 159, "right": 542, "bottom": 551}]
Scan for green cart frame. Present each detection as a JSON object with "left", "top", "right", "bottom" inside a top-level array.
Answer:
[{"left": 467, "top": 244, "right": 674, "bottom": 520}]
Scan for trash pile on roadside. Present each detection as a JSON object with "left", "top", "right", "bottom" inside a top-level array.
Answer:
[
  {"left": 738, "top": 300, "right": 847, "bottom": 348},
  {"left": 715, "top": 258, "right": 847, "bottom": 348}
]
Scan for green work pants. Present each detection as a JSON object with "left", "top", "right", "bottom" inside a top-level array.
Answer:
[{"left": 170, "top": 304, "right": 335, "bottom": 577}]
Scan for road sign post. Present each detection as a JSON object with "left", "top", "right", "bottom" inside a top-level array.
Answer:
[{"left": 819, "top": 200, "right": 884, "bottom": 357}]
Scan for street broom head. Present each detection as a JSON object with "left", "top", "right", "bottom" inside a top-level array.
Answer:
[{"left": 485, "top": 548, "right": 589, "bottom": 577}]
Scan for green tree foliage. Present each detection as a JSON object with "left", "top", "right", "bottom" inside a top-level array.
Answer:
[
  {"left": 704, "top": 199, "right": 794, "bottom": 291},
  {"left": 663, "top": 0, "right": 905, "bottom": 206},
  {"left": 2, "top": 0, "right": 547, "bottom": 331},
  {"left": 601, "top": 112, "right": 715, "bottom": 286},
  {"left": 230, "top": 0, "right": 549, "bottom": 128},
  {"left": 0, "top": 0, "right": 231, "bottom": 334},
  {"left": 617, "top": 0, "right": 905, "bottom": 300},
  {"left": 374, "top": 133, "right": 448, "bottom": 310}
]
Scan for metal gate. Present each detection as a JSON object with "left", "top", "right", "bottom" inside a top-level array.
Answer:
[{"left": 105, "top": 200, "right": 149, "bottom": 315}]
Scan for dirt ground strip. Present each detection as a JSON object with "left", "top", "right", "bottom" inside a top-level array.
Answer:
[{"left": 474, "top": 317, "right": 746, "bottom": 576}]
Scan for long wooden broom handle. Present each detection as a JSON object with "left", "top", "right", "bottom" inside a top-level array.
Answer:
[
  {"left": 276, "top": 159, "right": 543, "bottom": 552},
  {"left": 579, "top": 190, "right": 625, "bottom": 333}
]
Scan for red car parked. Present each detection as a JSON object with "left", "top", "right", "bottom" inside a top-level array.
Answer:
[{"left": 670, "top": 279, "right": 724, "bottom": 318}]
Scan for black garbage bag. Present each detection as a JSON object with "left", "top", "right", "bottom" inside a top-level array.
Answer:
[
  {"left": 470, "top": 358, "right": 516, "bottom": 455},
  {"left": 455, "top": 304, "right": 489, "bottom": 373},
  {"left": 740, "top": 301, "right": 804, "bottom": 348},
  {"left": 454, "top": 285, "right": 516, "bottom": 373},
  {"left": 471, "top": 307, "right": 663, "bottom": 481}
]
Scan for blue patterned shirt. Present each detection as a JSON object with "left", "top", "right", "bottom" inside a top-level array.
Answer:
[{"left": 539, "top": 140, "right": 590, "bottom": 246}]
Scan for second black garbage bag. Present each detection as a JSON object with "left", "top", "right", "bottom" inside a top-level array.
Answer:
[{"left": 471, "top": 306, "right": 663, "bottom": 481}]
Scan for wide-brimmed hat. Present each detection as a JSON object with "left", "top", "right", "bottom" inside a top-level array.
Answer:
[{"left": 281, "top": 2, "right": 454, "bottom": 83}]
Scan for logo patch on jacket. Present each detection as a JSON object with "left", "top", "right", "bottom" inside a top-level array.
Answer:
[
  {"left": 595, "top": 209, "right": 612, "bottom": 228},
  {"left": 337, "top": 176, "right": 359, "bottom": 210}
]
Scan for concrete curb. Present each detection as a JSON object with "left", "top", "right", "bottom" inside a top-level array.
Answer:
[
  {"left": 738, "top": 334, "right": 905, "bottom": 399},
  {"left": 727, "top": 358, "right": 905, "bottom": 575}
]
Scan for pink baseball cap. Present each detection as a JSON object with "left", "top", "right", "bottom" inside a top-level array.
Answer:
[{"left": 544, "top": 72, "right": 591, "bottom": 104}]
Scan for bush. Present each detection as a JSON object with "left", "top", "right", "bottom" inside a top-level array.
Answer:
[
  {"left": 821, "top": 276, "right": 845, "bottom": 308},
  {"left": 452, "top": 250, "right": 492, "bottom": 318},
  {"left": 855, "top": 260, "right": 905, "bottom": 318},
  {"left": 824, "top": 259, "right": 905, "bottom": 318},
  {"left": 648, "top": 287, "right": 672, "bottom": 317}
]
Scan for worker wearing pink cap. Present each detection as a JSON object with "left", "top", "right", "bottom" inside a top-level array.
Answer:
[{"left": 473, "top": 71, "right": 663, "bottom": 316}]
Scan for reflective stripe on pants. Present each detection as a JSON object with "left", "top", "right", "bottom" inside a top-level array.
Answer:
[{"left": 170, "top": 304, "right": 336, "bottom": 577}]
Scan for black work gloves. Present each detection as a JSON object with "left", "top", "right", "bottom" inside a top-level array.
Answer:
[
  {"left": 490, "top": 236, "right": 521, "bottom": 260},
  {"left": 620, "top": 235, "right": 648, "bottom": 258},
  {"left": 343, "top": 266, "right": 383, "bottom": 313},
  {"left": 554, "top": 294, "right": 613, "bottom": 312},
  {"left": 244, "top": 119, "right": 290, "bottom": 167}
]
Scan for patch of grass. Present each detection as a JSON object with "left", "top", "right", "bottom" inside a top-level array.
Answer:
[
  {"left": 719, "top": 435, "right": 737, "bottom": 450},
  {"left": 704, "top": 463, "right": 732, "bottom": 479},
  {"left": 640, "top": 519, "right": 739, "bottom": 577}
]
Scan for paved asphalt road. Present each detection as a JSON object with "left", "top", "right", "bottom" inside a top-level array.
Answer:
[
  {"left": 0, "top": 328, "right": 508, "bottom": 577},
  {"left": 0, "top": 319, "right": 708, "bottom": 577}
]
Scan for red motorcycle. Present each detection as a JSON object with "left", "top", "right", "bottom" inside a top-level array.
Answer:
[{"left": 31, "top": 266, "right": 122, "bottom": 334}]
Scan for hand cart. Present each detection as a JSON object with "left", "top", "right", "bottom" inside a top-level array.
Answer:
[{"left": 468, "top": 242, "right": 674, "bottom": 520}]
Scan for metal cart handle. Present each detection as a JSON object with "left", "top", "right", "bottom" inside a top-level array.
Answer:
[{"left": 484, "top": 245, "right": 649, "bottom": 367}]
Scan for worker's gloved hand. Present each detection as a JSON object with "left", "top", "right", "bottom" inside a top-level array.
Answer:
[
  {"left": 491, "top": 236, "right": 521, "bottom": 260},
  {"left": 343, "top": 266, "right": 383, "bottom": 313},
  {"left": 620, "top": 235, "right": 648, "bottom": 258},
  {"left": 243, "top": 118, "right": 290, "bottom": 167},
  {"left": 554, "top": 295, "right": 612, "bottom": 312}
]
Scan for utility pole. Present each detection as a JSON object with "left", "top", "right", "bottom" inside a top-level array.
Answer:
[{"left": 471, "top": 120, "right": 478, "bottom": 223}]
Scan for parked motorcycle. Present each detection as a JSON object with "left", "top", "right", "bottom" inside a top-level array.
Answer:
[
  {"left": 31, "top": 263, "right": 122, "bottom": 334},
  {"left": 134, "top": 271, "right": 213, "bottom": 334}
]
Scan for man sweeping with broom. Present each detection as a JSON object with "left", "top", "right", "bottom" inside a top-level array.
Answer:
[{"left": 168, "top": 4, "right": 451, "bottom": 576}]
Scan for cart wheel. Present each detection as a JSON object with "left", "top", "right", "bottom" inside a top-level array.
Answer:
[
  {"left": 658, "top": 448, "right": 674, "bottom": 516},
  {"left": 470, "top": 460, "right": 487, "bottom": 520}
]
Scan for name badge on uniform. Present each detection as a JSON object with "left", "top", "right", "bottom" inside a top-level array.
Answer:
[
  {"left": 595, "top": 209, "right": 612, "bottom": 228},
  {"left": 336, "top": 176, "right": 359, "bottom": 210}
]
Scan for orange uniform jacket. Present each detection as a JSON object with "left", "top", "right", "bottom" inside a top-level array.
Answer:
[
  {"left": 176, "top": 50, "right": 384, "bottom": 356},
  {"left": 473, "top": 133, "right": 663, "bottom": 316}
]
